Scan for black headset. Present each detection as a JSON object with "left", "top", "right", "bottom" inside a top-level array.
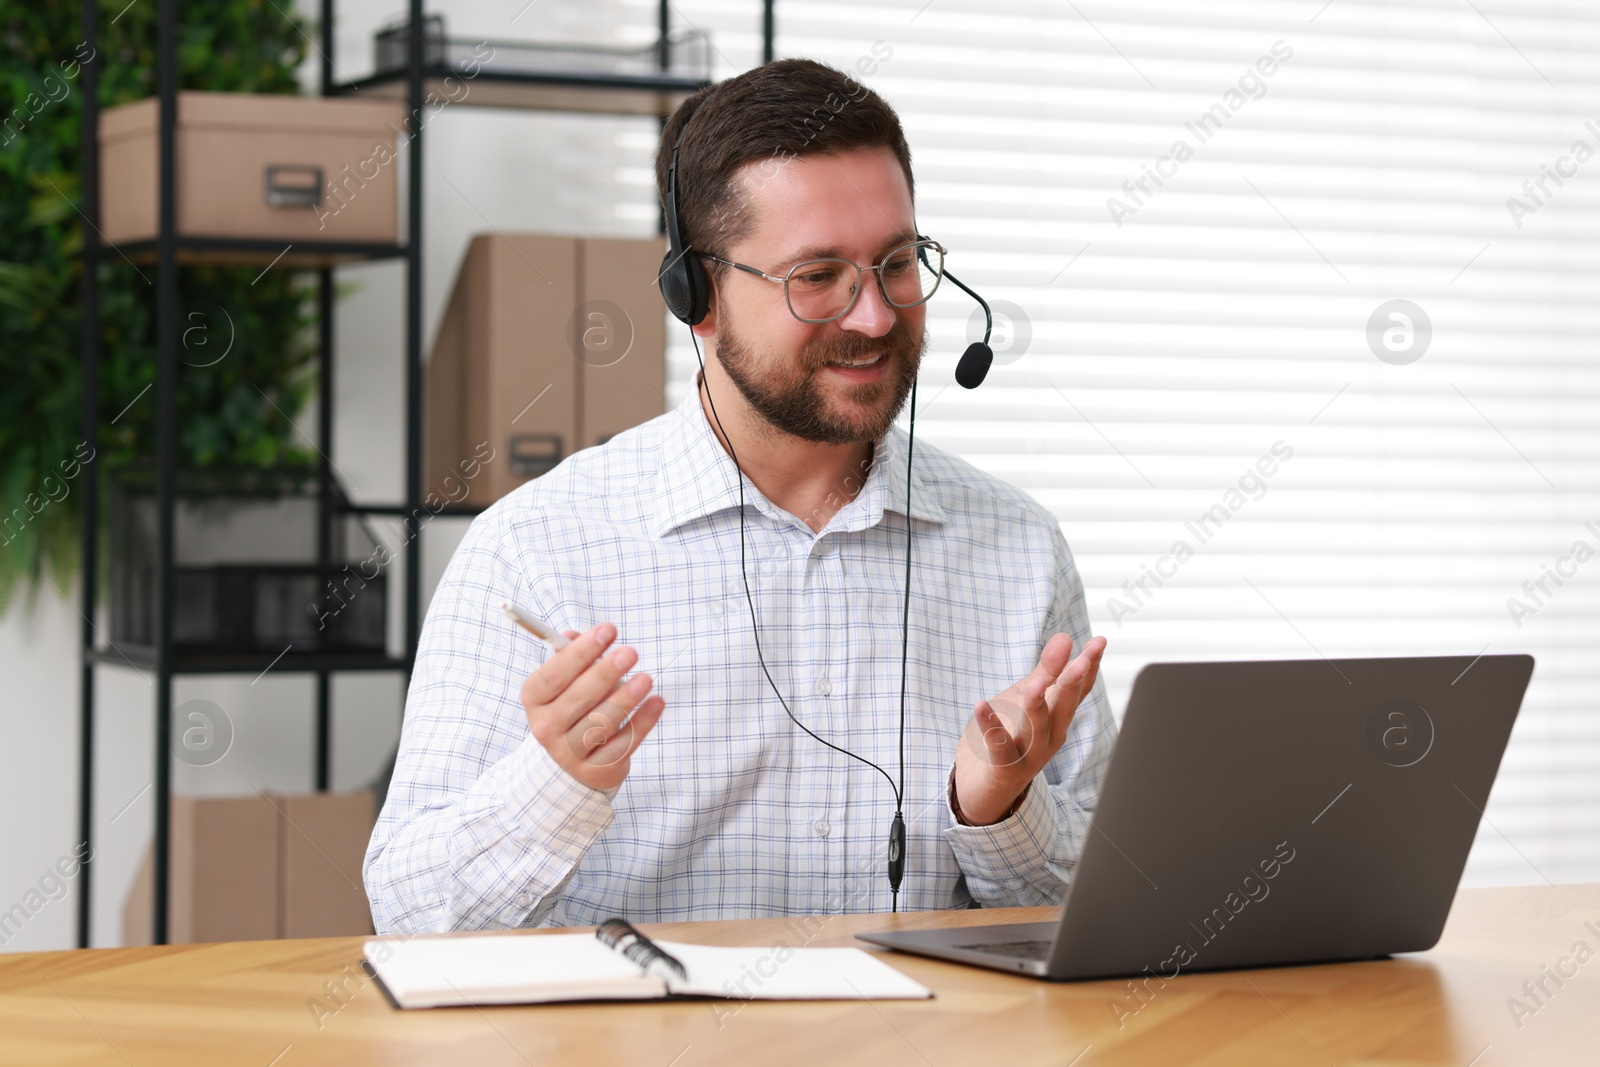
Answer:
[
  {"left": 657, "top": 109, "right": 996, "bottom": 910},
  {"left": 661, "top": 127, "right": 995, "bottom": 382},
  {"left": 659, "top": 138, "right": 712, "bottom": 328}
]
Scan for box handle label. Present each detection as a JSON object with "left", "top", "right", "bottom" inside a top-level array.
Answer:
[
  {"left": 264, "top": 164, "right": 324, "bottom": 209},
  {"left": 508, "top": 433, "right": 562, "bottom": 478}
]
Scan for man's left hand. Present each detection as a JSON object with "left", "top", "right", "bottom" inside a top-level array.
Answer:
[{"left": 952, "top": 632, "right": 1108, "bottom": 826}]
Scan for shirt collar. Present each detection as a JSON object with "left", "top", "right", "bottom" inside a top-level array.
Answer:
[{"left": 649, "top": 374, "right": 948, "bottom": 539}]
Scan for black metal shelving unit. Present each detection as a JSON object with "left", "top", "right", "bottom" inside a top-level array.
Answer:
[{"left": 74, "top": 0, "right": 762, "bottom": 948}]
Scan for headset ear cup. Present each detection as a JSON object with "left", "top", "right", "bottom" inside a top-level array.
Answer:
[
  {"left": 659, "top": 247, "right": 710, "bottom": 327},
  {"left": 659, "top": 250, "right": 693, "bottom": 324},
  {"left": 685, "top": 254, "right": 710, "bottom": 326}
]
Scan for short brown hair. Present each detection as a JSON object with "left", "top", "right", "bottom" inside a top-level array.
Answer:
[{"left": 655, "top": 57, "right": 913, "bottom": 268}]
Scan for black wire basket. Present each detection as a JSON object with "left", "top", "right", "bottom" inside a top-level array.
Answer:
[
  {"left": 372, "top": 14, "right": 711, "bottom": 83},
  {"left": 109, "top": 467, "right": 389, "bottom": 656}
]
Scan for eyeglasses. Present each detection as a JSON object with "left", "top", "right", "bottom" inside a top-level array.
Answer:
[{"left": 699, "top": 237, "right": 947, "bottom": 325}]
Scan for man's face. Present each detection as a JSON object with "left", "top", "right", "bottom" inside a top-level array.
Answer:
[{"left": 705, "top": 147, "right": 926, "bottom": 446}]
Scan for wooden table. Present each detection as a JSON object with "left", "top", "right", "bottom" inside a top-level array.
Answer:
[{"left": 2, "top": 884, "right": 1596, "bottom": 1066}]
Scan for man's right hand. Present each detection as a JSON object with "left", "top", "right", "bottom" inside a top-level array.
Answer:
[{"left": 519, "top": 622, "right": 666, "bottom": 791}]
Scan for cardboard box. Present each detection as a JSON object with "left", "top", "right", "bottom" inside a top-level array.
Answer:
[
  {"left": 100, "top": 92, "right": 406, "bottom": 245},
  {"left": 278, "top": 791, "right": 377, "bottom": 939},
  {"left": 425, "top": 233, "right": 667, "bottom": 506},
  {"left": 122, "top": 789, "right": 376, "bottom": 945}
]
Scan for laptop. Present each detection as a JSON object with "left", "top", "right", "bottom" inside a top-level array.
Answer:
[{"left": 858, "top": 653, "right": 1535, "bottom": 980}]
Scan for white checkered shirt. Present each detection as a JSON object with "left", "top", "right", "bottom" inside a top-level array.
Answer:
[{"left": 364, "top": 380, "right": 1117, "bottom": 933}]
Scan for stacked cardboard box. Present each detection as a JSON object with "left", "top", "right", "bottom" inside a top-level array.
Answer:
[
  {"left": 122, "top": 789, "right": 375, "bottom": 944},
  {"left": 425, "top": 233, "right": 667, "bottom": 506},
  {"left": 99, "top": 92, "right": 405, "bottom": 246}
]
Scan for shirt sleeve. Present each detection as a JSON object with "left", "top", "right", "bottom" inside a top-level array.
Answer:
[
  {"left": 361, "top": 508, "right": 616, "bottom": 934},
  {"left": 941, "top": 518, "right": 1118, "bottom": 906}
]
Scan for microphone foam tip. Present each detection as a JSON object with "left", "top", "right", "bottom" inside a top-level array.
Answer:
[{"left": 955, "top": 342, "right": 994, "bottom": 389}]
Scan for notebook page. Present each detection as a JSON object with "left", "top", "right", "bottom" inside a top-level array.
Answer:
[
  {"left": 658, "top": 942, "right": 932, "bottom": 1000},
  {"left": 363, "top": 933, "right": 666, "bottom": 1008}
]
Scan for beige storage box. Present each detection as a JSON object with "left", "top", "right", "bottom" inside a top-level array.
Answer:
[
  {"left": 426, "top": 233, "right": 667, "bottom": 506},
  {"left": 100, "top": 91, "right": 406, "bottom": 245},
  {"left": 123, "top": 789, "right": 376, "bottom": 944},
  {"left": 277, "top": 790, "right": 379, "bottom": 939}
]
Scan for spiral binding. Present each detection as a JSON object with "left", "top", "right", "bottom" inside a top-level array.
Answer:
[{"left": 595, "top": 918, "right": 688, "bottom": 981}]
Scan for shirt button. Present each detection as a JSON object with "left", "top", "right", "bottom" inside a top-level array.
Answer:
[
  {"left": 815, "top": 678, "right": 832, "bottom": 696},
  {"left": 813, "top": 819, "right": 830, "bottom": 837}
]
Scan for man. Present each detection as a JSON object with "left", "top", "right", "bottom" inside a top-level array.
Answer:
[{"left": 364, "top": 58, "right": 1113, "bottom": 933}]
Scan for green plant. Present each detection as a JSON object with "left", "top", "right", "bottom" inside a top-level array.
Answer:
[{"left": 0, "top": 0, "right": 319, "bottom": 612}]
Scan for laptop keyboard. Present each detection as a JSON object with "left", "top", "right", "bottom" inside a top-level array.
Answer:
[{"left": 957, "top": 939, "right": 1053, "bottom": 960}]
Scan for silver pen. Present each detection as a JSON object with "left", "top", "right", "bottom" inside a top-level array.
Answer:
[{"left": 500, "top": 600, "right": 572, "bottom": 649}]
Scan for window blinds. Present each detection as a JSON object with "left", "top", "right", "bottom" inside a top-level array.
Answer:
[{"left": 637, "top": 0, "right": 1600, "bottom": 886}]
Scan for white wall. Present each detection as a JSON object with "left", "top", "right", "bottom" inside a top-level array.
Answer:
[{"left": 0, "top": 586, "right": 86, "bottom": 953}]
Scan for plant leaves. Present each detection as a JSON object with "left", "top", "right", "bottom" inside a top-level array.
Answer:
[{"left": 0, "top": 0, "right": 317, "bottom": 615}]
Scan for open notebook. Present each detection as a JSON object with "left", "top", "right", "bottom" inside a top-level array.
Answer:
[{"left": 364, "top": 919, "right": 932, "bottom": 1009}]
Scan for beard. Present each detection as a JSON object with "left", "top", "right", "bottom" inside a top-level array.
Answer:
[{"left": 712, "top": 309, "right": 925, "bottom": 446}]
